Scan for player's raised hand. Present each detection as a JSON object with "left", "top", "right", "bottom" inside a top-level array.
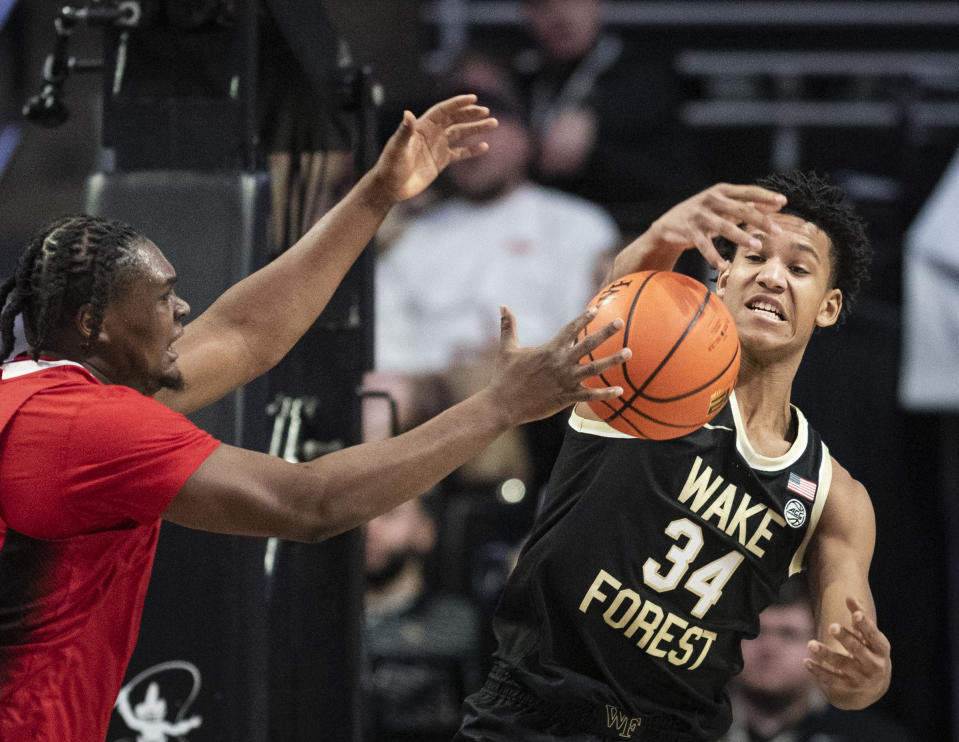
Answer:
[
  {"left": 611, "top": 183, "right": 788, "bottom": 277},
  {"left": 372, "top": 94, "right": 498, "bottom": 203},
  {"left": 654, "top": 183, "right": 789, "bottom": 271},
  {"left": 487, "top": 306, "right": 630, "bottom": 426},
  {"left": 804, "top": 596, "right": 892, "bottom": 709}
]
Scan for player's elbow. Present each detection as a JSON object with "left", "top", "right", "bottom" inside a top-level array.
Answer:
[
  {"left": 280, "top": 500, "right": 347, "bottom": 544},
  {"left": 281, "top": 477, "right": 364, "bottom": 544}
]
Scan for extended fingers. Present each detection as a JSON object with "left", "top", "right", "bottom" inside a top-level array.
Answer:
[
  {"left": 533, "top": 311, "right": 629, "bottom": 400},
  {"left": 712, "top": 183, "right": 787, "bottom": 213},
  {"left": 700, "top": 184, "right": 787, "bottom": 239},
  {"left": 804, "top": 651, "right": 846, "bottom": 682},
  {"left": 554, "top": 307, "right": 603, "bottom": 345},
  {"left": 853, "top": 612, "right": 891, "bottom": 657},
  {"left": 803, "top": 599, "right": 891, "bottom": 707},
  {"left": 840, "top": 600, "right": 891, "bottom": 657},
  {"left": 424, "top": 96, "right": 494, "bottom": 130},
  {"left": 446, "top": 117, "right": 498, "bottom": 162},
  {"left": 568, "top": 314, "right": 624, "bottom": 352},
  {"left": 805, "top": 638, "right": 861, "bottom": 682},
  {"left": 499, "top": 306, "right": 518, "bottom": 351},
  {"left": 422, "top": 94, "right": 480, "bottom": 121},
  {"left": 570, "top": 319, "right": 631, "bottom": 398},
  {"left": 446, "top": 107, "right": 497, "bottom": 130},
  {"left": 388, "top": 110, "right": 418, "bottom": 146},
  {"left": 576, "top": 348, "right": 631, "bottom": 382},
  {"left": 446, "top": 115, "right": 498, "bottom": 143},
  {"left": 807, "top": 619, "right": 884, "bottom": 674}
]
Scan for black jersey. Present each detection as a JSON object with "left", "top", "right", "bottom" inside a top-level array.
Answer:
[{"left": 489, "top": 392, "right": 831, "bottom": 741}]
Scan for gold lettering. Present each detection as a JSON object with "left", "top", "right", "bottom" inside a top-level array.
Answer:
[
  {"left": 580, "top": 570, "right": 620, "bottom": 613},
  {"left": 688, "top": 628, "right": 718, "bottom": 670},
  {"left": 724, "top": 493, "right": 767, "bottom": 546},
  {"left": 745, "top": 510, "right": 787, "bottom": 557},
  {"left": 581, "top": 568, "right": 718, "bottom": 672},
  {"left": 668, "top": 626, "right": 697, "bottom": 666},
  {"left": 700, "top": 483, "right": 736, "bottom": 530},
  {"left": 603, "top": 589, "right": 642, "bottom": 630},
  {"left": 647, "top": 611, "right": 689, "bottom": 658},
  {"left": 626, "top": 601, "right": 664, "bottom": 649},
  {"left": 677, "top": 456, "right": 723, "bottom": 513}
]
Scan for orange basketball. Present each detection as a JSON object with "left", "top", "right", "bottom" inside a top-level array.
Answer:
[{"left": 579, "top": 271, "right": 740, "bottom": 439}]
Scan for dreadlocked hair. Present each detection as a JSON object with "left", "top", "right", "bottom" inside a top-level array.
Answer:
[
  {"left": 0, "top": 215, "right": 145, "bottom": 362},
  {"left": 715, "top": 170, "right": 873, "bottom": 324}
]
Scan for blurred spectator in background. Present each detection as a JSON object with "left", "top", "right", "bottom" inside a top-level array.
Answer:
[
  {"left": 363, "top": 495, "right": 483, "bottom": 742},
  {"left": 899, "top": 145, "right": 959, "bottom": 412},
  {"left": 511, "top": 0, "right": 707, "bottom": 228},
  {"left": 721, "top": 575, "right": 918, "bottom": 742},
  {"left": 367, "top": 51, "right": 620, "bottom": 495}
]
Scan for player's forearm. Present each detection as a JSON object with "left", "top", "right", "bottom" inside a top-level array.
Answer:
[
  {"left": 299, "top": 388, "right": 510, "bottom": 541},
  {"left": 608, "top": 226, "right": 686, "bottom": 280}
]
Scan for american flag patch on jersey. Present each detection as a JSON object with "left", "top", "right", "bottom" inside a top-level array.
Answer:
[{"left": 787, "top": 472, "right": 817, "bottom": 501}]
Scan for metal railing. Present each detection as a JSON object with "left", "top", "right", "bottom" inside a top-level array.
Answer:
[{"left": 422, "top": 0, "right": 959, "bottom": 28}]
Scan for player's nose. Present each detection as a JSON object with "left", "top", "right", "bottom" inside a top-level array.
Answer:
[{"left": 756, "top": 259, "right": 787, "bottom": 291}]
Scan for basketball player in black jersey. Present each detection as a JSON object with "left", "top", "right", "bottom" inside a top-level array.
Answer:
[{"left": 454, "top": 172, "right": 891, "bottom": 741}]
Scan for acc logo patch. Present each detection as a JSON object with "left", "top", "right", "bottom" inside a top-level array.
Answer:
[{"left": 783, "top": 498, "right": 807, "bottom": 528}]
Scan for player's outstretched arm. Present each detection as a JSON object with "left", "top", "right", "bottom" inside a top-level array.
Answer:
[
  {"left": 804, "top": 460, "right": 892, "bottom": 709},
  {"left": 163, "top": 309, "right": 630, "bottom": 541},
  {"left": 158, "top": 94, "right": 498, "bottom": 416},
  {"left": 608, "top": 183, "right": 787, "bottom": 279}
]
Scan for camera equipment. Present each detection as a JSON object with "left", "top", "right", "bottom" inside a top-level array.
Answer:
[{"left": 22, "top": 1, "right": 145, "bottom": 127}]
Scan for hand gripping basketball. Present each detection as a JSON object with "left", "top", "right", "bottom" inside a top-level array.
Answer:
[{"left": 490, "top": 306, "right": 630, "bottom": 426}]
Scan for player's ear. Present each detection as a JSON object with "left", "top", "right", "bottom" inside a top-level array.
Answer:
[
  {"left": 76, "top": 303, "right": 103, "bottom": 345},
  {"left": 716, "top": 266, "right": 730, "bottom": 298},
  {"left": 816, "top": 288, "right": 842, "bottom": 327}
]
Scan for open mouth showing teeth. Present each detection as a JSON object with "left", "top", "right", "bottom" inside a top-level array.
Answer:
[{"left": 748, "top": 302, "right": 785, "bottom": 321}]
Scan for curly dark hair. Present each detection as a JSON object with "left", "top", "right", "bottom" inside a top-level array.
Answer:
[
  {"left": 715, "top": 170, "right": 872, "bottom": 324},
  {"left": 0, "top": 215, "right": 146, "bottom": 362}
]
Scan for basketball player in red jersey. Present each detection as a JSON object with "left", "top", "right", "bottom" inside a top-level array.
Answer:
[
  {"left": 456, "top": 173, "right": 891, "bottom": 741},
  {"left": 0, "top": 95, "right": 631, "bottom": 741}
]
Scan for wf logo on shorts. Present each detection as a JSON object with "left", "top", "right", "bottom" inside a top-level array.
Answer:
[{"left": 605, "top": 704, "right": 643, "bottom": 738}]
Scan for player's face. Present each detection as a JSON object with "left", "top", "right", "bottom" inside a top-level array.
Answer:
[
  {"left": 93, "top": 240, "right": 190, "bottom": 395},
  {"left": 716, "top": 213, "right": 842, "bottom": 360},
  {"left": 738, "top": 604, "right": 814, "bottom": 700}
]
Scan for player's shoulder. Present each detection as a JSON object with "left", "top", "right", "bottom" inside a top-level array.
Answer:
[
  {"left": 828, "top": 456, "right": 869, "bottom": 500},
  {"left": 12, "top": 364, "right": 181, "bottom": 422},
  {"left": 821, "top": 455, "right": 875, "bottom": 531},
  {"left": 4, "top": 362, "right": 128, "bottom": 406}
]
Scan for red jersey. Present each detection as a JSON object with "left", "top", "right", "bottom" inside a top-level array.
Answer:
[{"left": 0, "top": 359, "right": 220, "bottom": 741}]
